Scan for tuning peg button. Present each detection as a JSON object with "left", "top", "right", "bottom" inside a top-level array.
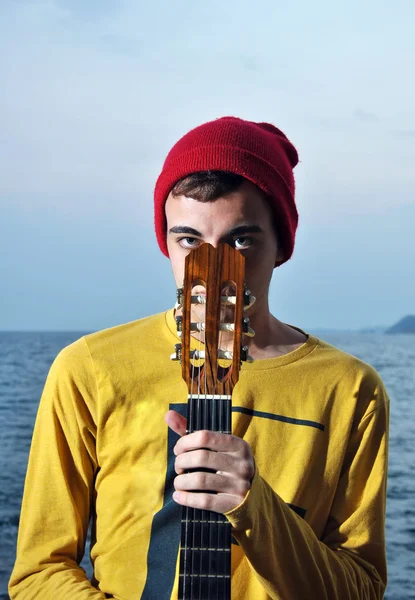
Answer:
[
  {"left": 241, "top": 345, "right": 254, "bottom": 363},
  {"left": 170, "top": 343, "right": 182, "bottom": 361},
  {"left": 176, "top": 287, "right": 184, "bottom": 307},
  {"left": 243, "top": 289, "right": 256, "bottom": 310},
  {"left": 175, "top": 315, "right": 183, "bottom": 332},
  {"left": 242, "top": 317, "right": 255, "bottom": 337}
]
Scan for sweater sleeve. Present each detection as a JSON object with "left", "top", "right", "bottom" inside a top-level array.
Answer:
[
  {"left": 225, "top": 386, "right": 389, "bottom": 599},
  {"left": 8, "top": 339, "right": 111, "bottom": 599}
]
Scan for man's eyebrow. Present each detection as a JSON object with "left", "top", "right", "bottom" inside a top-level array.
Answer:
[
  {"left": 226, "top": 225, "right": 263, "bottom": 236},
  {"left": 168, "top": 224, "right": 263, "bottom": 237},
  {"left": 169, "top": 226, "right": 202, "bottom": 236}
]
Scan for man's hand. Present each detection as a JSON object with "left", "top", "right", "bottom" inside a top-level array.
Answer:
[{"left": 165, "top": 409, "right": 255, "bottom": 514}]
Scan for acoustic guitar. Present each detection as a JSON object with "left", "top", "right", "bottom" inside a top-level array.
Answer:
[{"left": 171, "top": 242, "right": 254, "bottom": 600}]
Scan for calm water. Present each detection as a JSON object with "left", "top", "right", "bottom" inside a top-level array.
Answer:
[{"left": 0, "top": 330, "right": 414, "bottom": 599}]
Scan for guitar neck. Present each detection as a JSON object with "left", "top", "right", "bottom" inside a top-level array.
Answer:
[
  {"left": 175, "top": 243, "right": 248, "bottom": 600},
  {"left": 179, "top": 394, "right": 232, "bottom": 600}
]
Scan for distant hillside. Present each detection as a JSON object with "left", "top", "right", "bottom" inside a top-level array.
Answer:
[{"left": 386, "top": 315, "right": 415, "bottom": 334}]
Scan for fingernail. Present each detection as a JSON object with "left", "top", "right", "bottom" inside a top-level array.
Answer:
[{"left": 173, "top": 491, "right": 180, "bottom": 502}]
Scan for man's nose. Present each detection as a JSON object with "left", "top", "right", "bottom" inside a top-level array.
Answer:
[{"left": 205, "top": 238, "right": 222, "bottom": 249}]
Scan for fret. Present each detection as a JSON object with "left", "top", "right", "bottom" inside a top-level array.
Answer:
[
  {"left": 179, "top": 574, "right": 231, "bottom": 578},
  {"left": 187, "top": 394, "right": 232, "bottom": 400},
  {"left": 181, "top": 519, "right": 230, "bottom": 524},
  {"left": 186, "top": 430, "right": 231, "bottom": 435},
  {"left": 181, "top": 547, "right": 231, "bottom": 552}
]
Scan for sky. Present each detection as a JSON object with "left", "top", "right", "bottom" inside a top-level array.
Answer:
[{"left": 1, "top": 0, "right": 414, "bottom": 331}]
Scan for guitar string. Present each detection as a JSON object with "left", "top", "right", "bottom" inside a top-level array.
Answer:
[
  {"left": 226, "top": 276, "right": 233, "bottom": 590},
  {"left": 221, "top": 275, "right": 230, "bottom": 597},
  {"left": 218, "top": 275, "right": 229, "bottom": 595},
  {"left": 206, "top": 278, "right": 213, "bottom": 598},
  {"left": 196, "top": 279, "right": 209, "bottom": 597},
  {"left": 219, "top": 281, "right": 224, "bottom": 598},
  {"left": 186, "top": 292, "right": 196, "bottom": 600},
  {"left": 186, "top": 283, "right": 197, "bottom": 599},
  {"left": 193, "top": 287, "right": 204, "bottom": 599},
  {"left": 223, "top": 268, "right": 236, "bottom": 593},
  {"left": 215, "top": 282, "right": 224, "bottom": 598},
  {"left": 214, "top": 274, "right": 221, "bottom": 597},
  {"left": 188, "top": 285, "right": 201, "bottom": 599},
  {"left": 226, "top": 276, "right": 232, "bottom": 590},
  {"left": 201, "top": 286, "right": 207, "bottom": 600},
  {"left": 216, "top": 272, "right": 227, "bottom": 595},
  {"left": 196, "top": 313, "right": 203, "bottom": 600},
  {"left": 225, "top": 270, "right": 238, "bottom": 591}
]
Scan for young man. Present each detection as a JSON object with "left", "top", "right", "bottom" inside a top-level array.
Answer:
[{"left": 9, "top": 117, "right": 389, "bottom": 599}]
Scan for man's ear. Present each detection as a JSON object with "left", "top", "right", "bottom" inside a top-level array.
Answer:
[{"left": 275, "top": 246, "right": 284, "bottom": 266}]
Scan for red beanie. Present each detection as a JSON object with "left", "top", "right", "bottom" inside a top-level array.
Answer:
[{"left": 154, "top": 116, "right": 299, "bottom": 265}]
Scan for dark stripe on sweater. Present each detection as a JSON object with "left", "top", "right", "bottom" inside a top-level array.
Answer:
[
  {"left": 141, "top": 403, "right": 186, "bottom": 599},
  {"left": 287, "top": 503, "right": 307, "bottom": 518},
  {"left": 232, "top": 406, "right": 325, "bottom": 431}
]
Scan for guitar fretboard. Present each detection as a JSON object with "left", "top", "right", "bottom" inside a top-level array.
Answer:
[{"left": 179, "top": 394, "right": 232, "bottom": 600}]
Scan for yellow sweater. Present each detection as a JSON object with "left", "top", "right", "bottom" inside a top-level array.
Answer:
[{"left": 9, "top": 310, "right": 389, "bottom": 599}]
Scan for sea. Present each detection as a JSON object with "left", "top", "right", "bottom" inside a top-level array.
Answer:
[{"left": 0, "top": 330, "right": 414, "bottom": 599}]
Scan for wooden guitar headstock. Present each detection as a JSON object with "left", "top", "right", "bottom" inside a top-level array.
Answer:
[{"left": 173, "top": 243, "right": 253, "bottom": 396}]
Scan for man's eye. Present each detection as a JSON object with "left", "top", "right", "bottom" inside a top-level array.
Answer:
[
  {"left": 179, "top": 237, "right": 200, "bottom": 249},
  {"left": 233, "top": 237, "right": 253, "bottom": 249}
]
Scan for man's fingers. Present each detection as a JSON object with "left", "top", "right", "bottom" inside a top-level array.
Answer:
[
  {"left": 174, "top": 448, "right": 253, "bottom": 481},
  {"left": 172, "top": 490, "right": 243, "bottom": 514},
  {"left": 174, "top": 430, "right": 244, "bottom": 455},
  {"left": 175, "top": 448, "right": 220, "bottom": 474},
  {"left": 174, "top": 472, "right": 250, "bottom": 496},
  {"left": 164, "top": 410, "right": 187, "bottom": 437}
]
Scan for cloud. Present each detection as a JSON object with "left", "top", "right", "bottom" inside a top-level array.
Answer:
[
  {"left": 390, "top": 129, "right": 415, "bottom": 139},
  {"left": 1, "top": 0, "right": 414, "bottom": 220},
  {"left": 240, "top": 55, "right": 260, "bottom": 72},
  {"left": 353, "top": 109, "right": 380, "bottom": 122}
]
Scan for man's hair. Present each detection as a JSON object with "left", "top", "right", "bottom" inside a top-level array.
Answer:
[
  {"left": 171, "top": 170, "right": 280, "bottom": 243},
  {"left": 171, "top": 171, "right": 245, "bottom": 202}
]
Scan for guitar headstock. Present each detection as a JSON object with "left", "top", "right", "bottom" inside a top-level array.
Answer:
[{"left": 171, "top": 243, "right": 254, "bottom": 396}]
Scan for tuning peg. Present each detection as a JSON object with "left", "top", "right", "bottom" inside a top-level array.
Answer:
[
  {"left": 175, "top": 316, "right": 183, "bottom": 338},
  {"left": 170, "top": 343, "right": 182, "bottom": 361},
  {"left": 190, "top": 350, "right": 205, "bottom": 359},
  {"left": 241, "top": 345, "right": 254, "bottom": 363},
  {"left": 191, "top": 295, "right": 206, "bottom": 304},
  {"left": 243, "top": 289, "right": 256, "bottom": 310},
  {"left": 219, "top": 323, "right": 234, "bottom": 332},
  {"left": 175, "top": 317, "right": 206, "bottom": 335},
  {"left": 176, "top": 287, "right": 184, "bottom": 308},
  {"left": 218, "top": 350, "right": 233, "bottom": 359},
  {"left": 242, "top": 317, "right": 255, "bottom": 337}
]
